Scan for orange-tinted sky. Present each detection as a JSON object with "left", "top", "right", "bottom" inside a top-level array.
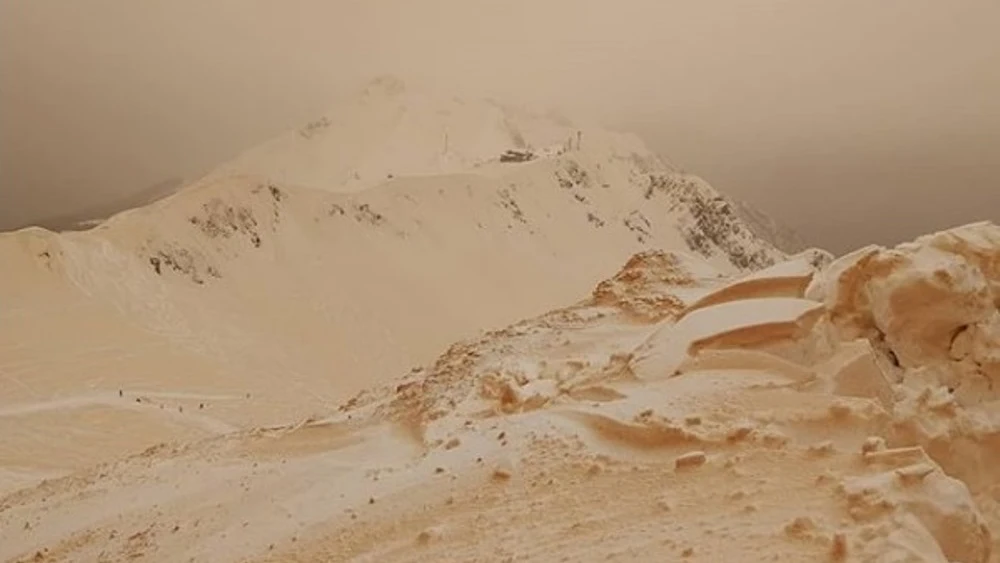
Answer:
[{"left": 2, "top": 0, "right": 998, "bottom": 252}]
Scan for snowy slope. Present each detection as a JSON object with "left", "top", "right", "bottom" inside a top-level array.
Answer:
[
  {"left": 0, "top": 78, "right": 787, "bottom": 488},
  {"left": 2, "top": 222, "right": 997, "bottom": 563}
]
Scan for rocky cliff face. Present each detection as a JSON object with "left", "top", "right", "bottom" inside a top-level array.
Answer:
[
  {"left": 644, "top": 172, "right": 781, "bottom": 270},
  {"left": 2, "top": 76, "right": 995, "bottom": 563}
]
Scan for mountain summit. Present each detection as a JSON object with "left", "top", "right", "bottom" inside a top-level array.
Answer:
[
  {"left": 0, "top": 79, "right": 901, "bottom": 563},
  {"left": 0, "top": 79, "right": 791, "bottom": 482},
  {"left": 209, "top": 75, "right": 657, "bottom": 193}
]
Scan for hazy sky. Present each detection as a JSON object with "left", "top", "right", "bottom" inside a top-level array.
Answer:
[{"left": 2, "top": 0, "right": 998, "bottom": 252}]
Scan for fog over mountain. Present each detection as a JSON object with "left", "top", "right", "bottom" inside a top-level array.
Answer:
[
  {"left": 1, "top": 82, "right": 998, "bottom": 559},
  {"left": 2, "top": 0, "right": 998, "bottom": 251},
  {"left": 2, "top": 3, "right": 1000, "bottom": 562}
]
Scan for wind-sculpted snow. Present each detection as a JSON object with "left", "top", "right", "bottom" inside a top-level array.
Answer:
[
  {"left": 0, "top": 79, "right": 788, "bottom": 497},
  {"left": 2, "top": 222, "right": 997, "bottom": 561},
  {"left": 5, "top": 81, "right": 995, "bottom": 562},
  {"left": 809, "top": 221, "right": 1000, "bottom": 406},
  {"left": 3, "top": 222, "right": 995, "bottom": 562}
]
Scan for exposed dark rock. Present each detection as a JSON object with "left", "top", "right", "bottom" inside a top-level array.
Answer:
[
  {"left": 555, "top": 160, "right": 590, "bottom": 190},
  {"left": 586, "top": 212, "right": 605, "bottom": 228},
  {"left": 298, "top": 117, "right": 331, "bottom": 139},
  {"left": 498, "top": 187, "right": 527, "bottom": 224},
  {"left": 643, "top": 174, "right": 777, "bottom": 269},
  {"left": 353, "top": 203, "right": 385, "bottom": 226},
  {"left": 268, "top": 185, "right": 283, "bottom": 203},
  {"left": 146, "top": 246, "right": 217, "bottom": 285},
  {"left": 499, "top": 149, "right": 535, "bottom": 163},
  {"left": 188, "top": 198, "right": 262, "bottom": 248},
  {"left": 623, "top": 210, "right": 652, "bottom": 244}
]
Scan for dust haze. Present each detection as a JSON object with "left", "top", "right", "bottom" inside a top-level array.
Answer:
[{"left": 2, "top": 0, "right": 998, "bottom": 253}]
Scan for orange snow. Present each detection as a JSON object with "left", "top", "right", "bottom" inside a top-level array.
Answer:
[{"left": 0, "top": 80, "right": 997, "bottom": 562}]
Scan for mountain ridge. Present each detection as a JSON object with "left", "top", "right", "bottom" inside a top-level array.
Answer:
[
  {"left": 3, "top": 77, "right": 998, "bottom": 563},
  {"left": 0, "top": 82, "right": 792, "bottom": 495}
]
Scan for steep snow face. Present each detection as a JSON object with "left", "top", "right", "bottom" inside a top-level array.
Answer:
[
  {"left": 199, "top": 76, "right": 791, "bottom": 270},
  {"left": 808, "top": 221, "right": 1000, "bottom": 406},
  {"left": 684, "top": 247, "right": 833, "bottom": 313},
  {"left": 643, "top": 173, "right": 783, "bottom": 270}
]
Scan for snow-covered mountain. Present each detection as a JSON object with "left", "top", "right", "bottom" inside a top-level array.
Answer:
[
  {"left": 0, "top": 76, "right": 788, "bottom": 489},
  {"left": 5, "top": 76, "right": 998, "bottom": 563}
]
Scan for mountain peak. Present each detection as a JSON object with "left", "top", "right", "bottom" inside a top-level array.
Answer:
[{"left": 206, "top": 80, "right": 598, "bottom": 193}]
